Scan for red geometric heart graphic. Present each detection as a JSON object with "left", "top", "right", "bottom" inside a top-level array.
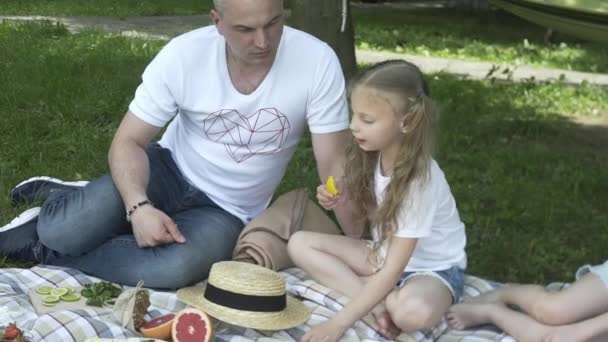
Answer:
[{"left": 203, "top": 108, "right": 291, "bottom": 163}]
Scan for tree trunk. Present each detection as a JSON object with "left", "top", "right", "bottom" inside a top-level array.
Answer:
[{"left": 289, "top": 0, "right": 357, "bottom": 80}]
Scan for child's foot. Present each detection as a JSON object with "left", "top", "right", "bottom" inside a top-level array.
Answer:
[
  {"left": 372, "top": 308, "right": 400, "bottom": 339},
  {"left": 445, "top": 303, "right": 500, "bottom": 330}
]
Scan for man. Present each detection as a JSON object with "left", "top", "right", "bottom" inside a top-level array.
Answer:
[{"left": 0, "top": 0, "right": 352, "bottom": 289}]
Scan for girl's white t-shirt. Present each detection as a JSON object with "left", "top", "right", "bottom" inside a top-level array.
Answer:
[
  {"left": 128, "top": 26, "right": 349, "bottom": 223},
  {"left": 372, "top": 158, "right": 467, "bottom": 271}
]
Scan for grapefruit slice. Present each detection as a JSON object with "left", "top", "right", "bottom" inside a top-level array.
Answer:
[
  {"left": 139, "top": 313, "right": 175, "bottom": 340},
  {"left": 172, "top": 308, "right": 214, "bottom": 342}
]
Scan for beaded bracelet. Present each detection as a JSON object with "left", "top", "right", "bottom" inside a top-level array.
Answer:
[{"left": 126, "top": 199, "right": 153, "bottom": 222}]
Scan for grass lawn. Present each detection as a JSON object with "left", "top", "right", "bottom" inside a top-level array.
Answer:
[
  {"left": 0, "top": 1, "right": 607, "bottom": 73},
  {"left": 354, "top": 8, "right": 608, "bottom": 73},
  {"left": 0, "top": 0, "right": 214, "bottom": 16},
  {"left": 1, "top": 22, "right": 607, "bottom": 285}
]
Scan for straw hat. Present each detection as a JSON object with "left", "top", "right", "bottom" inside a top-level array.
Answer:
[{"left": 177, "top": 261, "right": 311, "bottom": 330}]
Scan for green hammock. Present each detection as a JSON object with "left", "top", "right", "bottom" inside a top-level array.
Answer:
[{"left": 489, "top": 0, "right": 608, "bottom": 43}]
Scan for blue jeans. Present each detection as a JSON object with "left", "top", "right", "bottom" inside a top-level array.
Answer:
[{"left": 37, "top": 143, "right": 244, "bottom": 289}]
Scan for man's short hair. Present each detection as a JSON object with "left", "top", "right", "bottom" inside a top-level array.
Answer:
[
  {"left": 213, "top": 0, "right": 283, "bottom": 14},
  {"left": 213, "top": 0, "right": 224, "bottom": 12}
]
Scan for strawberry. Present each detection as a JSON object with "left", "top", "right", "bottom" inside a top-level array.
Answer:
[{"left": 4, "top": 322, "right": 23, "bottom": 340}]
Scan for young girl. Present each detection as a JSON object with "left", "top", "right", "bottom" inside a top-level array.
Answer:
[
  {"left": 288, "top": 60, "right": 467, "bottom": 342},
  {"left": 446, "top": 260, "right": 608, "bottom": 342}
]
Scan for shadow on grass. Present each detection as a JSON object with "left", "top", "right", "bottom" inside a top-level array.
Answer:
[
  {"left": 353, "top": 7, "right": 608, "bottom": 73},
  {"left": 429, "top": 75, "right": 607, "bottom": 283}
]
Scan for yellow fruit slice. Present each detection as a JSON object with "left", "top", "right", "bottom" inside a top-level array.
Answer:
[
  {"left": 50, "top": 288, "right": 69, "bottom": 297},
  {"left": 42, "top": 295, "right": 61, "bottom": 304},
  {"left": 61, "top": 292, "right": 82, "bottom": 302},
  {"left": 35, "top": 286, "right": 54, "bottom": 295},
  {"left": 326, "top": 176, "right": 338, "bottom": 195}
]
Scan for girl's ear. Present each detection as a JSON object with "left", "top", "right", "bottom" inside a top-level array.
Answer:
[{"left": 400, "top": 112, "right": 415, "bottom": 134}]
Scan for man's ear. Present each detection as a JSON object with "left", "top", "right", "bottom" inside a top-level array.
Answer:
[{"left": 210, "top": 9, "right": 221, "bottom": 27}]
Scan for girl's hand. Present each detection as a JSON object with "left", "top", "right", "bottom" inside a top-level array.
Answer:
[
  {"left": 316, "top": 183, "right": 340, "bottom": 210},
  {"left": 300, "top": 321, "right": 347, "bottom": 342}
]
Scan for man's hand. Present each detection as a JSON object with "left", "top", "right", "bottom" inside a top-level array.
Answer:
[
  {"left": 300, "top": 320, "right": 347, "bottom": 342},
  {"left": 130, "top": 205, "right": 186, "bottom": 247}
]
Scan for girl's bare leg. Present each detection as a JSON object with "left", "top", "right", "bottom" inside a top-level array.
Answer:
[
  {"left": 447, "top": 303, "right": 555, "bottom": 342},
  {"left": 541, "top": 310, "right": 608, "bottom": 342},
  {"left": 448, "top": 302, "right": 608, "bottom": 342},
  {"left": 288, "top": 231, "right": 374, "bottom": 296},
  {"left": 464, "top": 273, "right": 608, "bottom": 325},
  {"left": 384, "top": 275, "right": 453, "bottom": 332},
  {"left": 288, "top": 231, "right": 399, "bottom": 338}
]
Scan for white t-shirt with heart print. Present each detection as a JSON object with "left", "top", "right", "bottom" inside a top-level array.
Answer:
[{"left": 129, "top": 25, "right": 349, "bottom": 223}]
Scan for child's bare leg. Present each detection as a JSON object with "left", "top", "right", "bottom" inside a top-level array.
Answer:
[
  {"left": 385, "top": 275, "right": 452, "bottom": 333},
  {"left": 288, "top": 231, "right": 399, "bottom": 338},
  {"left": 358, "top": 274, "right": 399, "bottom": 337},
  {"left": 447, "top": 303, "right": 554, "bottom": 342},
  {"left": 449, "top": 302, "right": 608, "bottom": 342},
  {"left": 540, "top": 310, "right": 608, "bottom": 342},
  {"left": 370, "top": 298, "right": 400, "bottom": 339},
  {"left": 466, "top": 273, "right": 608, "bottom": 325},
  {"left": 288, "top": 231, "right": 374, "bottom": 296}
]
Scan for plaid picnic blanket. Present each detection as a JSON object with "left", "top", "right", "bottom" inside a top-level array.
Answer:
[{"left": 0, "top": 265, "right": 516, "bottom": 342}]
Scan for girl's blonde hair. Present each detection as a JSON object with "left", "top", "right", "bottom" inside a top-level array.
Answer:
[{"left": 344, "top": 60, "right": 437, "bottom": 260}]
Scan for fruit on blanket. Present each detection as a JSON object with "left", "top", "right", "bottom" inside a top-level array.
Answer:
[
  {"left": 139, "top": 313, "right": 175, "bottom": 340},
  {"left": 50, "top": 288, "right": 69, "bottom": 297},
  {"left": 60, "top": 292, "right": 82, "bottom": 302},
  {"left": 132, "top": 289, "right": 151, "bottom": 331},
  {"left": 35, "top": 286, "right": 53, "bottom": 295},
  {"left": 42, "top": 295, "right": 60, "bottom": 304},
  {"left": 326, "top": 176, "right": 338, "bottom": 195},
  {"left": 172, "top": 308, "right": 214, "bottom": 342},
  {"left": 4, "top": 322, "right": 23, "bottom": 340}
]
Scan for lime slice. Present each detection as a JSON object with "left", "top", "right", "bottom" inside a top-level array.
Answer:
[
  {"left": 42, "top": 295, "right": 61, "bottom": 304},
  {"left": 50, "top": 288, "right": 69, "bottom": 297},
  {"left": 42, "top": 302, "right": 57, "bottom": 307},
  {"left": 66, "top": 287, "right": 77, "bottom": 295},
  {"left": 35, "top": 286, "right": 54, "bottom": 295},
  {"left": 61, "top": 292, "right": 82, "bottom": 302}
]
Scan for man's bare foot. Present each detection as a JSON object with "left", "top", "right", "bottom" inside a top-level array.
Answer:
[
  {"left": 445, "top": 303, "right": 500, "bottom": 330},
  {"left": 372, "top": 308, "right": 400, "bottom": 339}
]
